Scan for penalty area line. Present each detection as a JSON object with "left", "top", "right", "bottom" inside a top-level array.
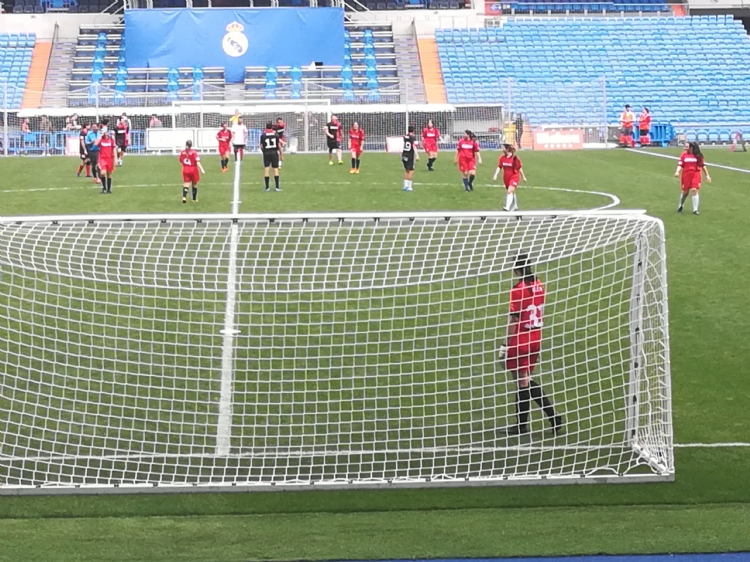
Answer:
[{"left": 627, "top": 148, "right": 750, "bottom": 174}]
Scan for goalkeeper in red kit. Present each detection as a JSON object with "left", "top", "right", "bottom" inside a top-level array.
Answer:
[{"left": 498, "top": 254, "right": 563, "bottom": 437}]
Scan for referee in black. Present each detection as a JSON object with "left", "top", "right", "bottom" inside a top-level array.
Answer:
[{"left": 84, "top": 122, "right": 101, "bottom": 185}]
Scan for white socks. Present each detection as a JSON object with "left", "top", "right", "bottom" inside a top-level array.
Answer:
[
  {"left": 504, "top": 192, "right": 518, "bottom": 211},
  {"left": 692, "top": 193, "right": 699, "bottom": 212},
  {"left": 403, "top": 179, "right": 413, "bottom": 191}
]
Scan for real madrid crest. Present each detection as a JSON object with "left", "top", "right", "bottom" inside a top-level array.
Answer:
[{"left": 222, "top": 21, "right": 248, "bottom": 57}]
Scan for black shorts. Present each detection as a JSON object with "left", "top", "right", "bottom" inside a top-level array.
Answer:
[
  {"left": 80, "top": 152, "right": 89, "bottom": 161},
  {"left": 621, "top": 126, "right": 633, "bottom": 136},
  {"left": 116, "top": 138, "right": 127, "bottom": 150},
  {"left": 402, "top": 156, "right": 415, "bottom": 171},
  {"left": 233, "top": 144, "right": 245, "bottom": 151},
  {"left": 639, "top": 128, "right": 649, "bottom": 136},
  {"left": 263, "top": 152, "right": 280, "bottom": 169},
  {"left": 327, "top": 139, "right": 340, "bottom": 151}
]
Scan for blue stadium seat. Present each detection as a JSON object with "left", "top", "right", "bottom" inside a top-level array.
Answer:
[{"left": 436, "top": 16, "right": 750, "bottom": 131}]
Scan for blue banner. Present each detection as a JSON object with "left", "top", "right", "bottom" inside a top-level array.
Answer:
[{"left": 124, "top": 8, "right": 345, "bottom": 84}]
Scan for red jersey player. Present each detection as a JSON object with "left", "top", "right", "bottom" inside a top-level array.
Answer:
[
  {"left": 454, "top": 130, "right": 481, "bottom": 191},
  {"left": 348, "top": 122, "right": 365, "bottom": 174},
  {"left": 217, "top": 123, "right": 232, "bottom": 173},
  {"left": 493, "top": 144, "right": 527, "bottom": 211},
  {"left": 498, "top": 253, "right": 562, "bottom": 437},
  {"left": 675, "top": 141, "right": 711, "bottom": 215},
  {"left": 273, "top": 117, "right": 286, "bottom": 168},
  {"left": 179, "top": 140, "right": 206, "bottom": 204},
  {"left": 95, "top": 125, "right": 116, "bottom": 195},
  {"left": 422, "top": 119, "right": 441, "bottom": 171}
]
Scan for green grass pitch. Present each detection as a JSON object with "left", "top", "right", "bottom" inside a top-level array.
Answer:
[{"left": 0, "top": 148, "right": 749, "bottom": 561}]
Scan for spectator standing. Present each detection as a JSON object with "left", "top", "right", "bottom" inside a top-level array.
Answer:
[
  {"left": 638, "top": 107, "right": 651, "bottom": 147},
  {"left": 39, "top": 115, "right": 53, "bottom": 156},
  {"left": 65, "top": 114, "right": 81, "bottom": 131},
  {"left": 20, "top": 118, "right": 30, "bottom": 154},
  {"left": 149, "top": 114, "right": 163, "bottom": 128},
  {"left": 619, "top": 104, "right": 635, "bottom": 147}
]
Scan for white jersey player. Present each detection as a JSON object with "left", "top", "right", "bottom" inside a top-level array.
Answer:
[{"left": 231, "top": 117, "right": 249, "bottom": 162}]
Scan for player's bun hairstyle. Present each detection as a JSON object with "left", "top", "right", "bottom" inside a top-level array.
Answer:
[
  {"left": 504, "top": 143, "right": 516, "bottom": 154},
  {"left": 266, "top": 122, "right": 273, "bottom": 129},
  {"left": 514, "top": 253, "right": 535, "bottom": 279},
  {"left": 186, "top": 140, "right": 192, "bottom": 148},
  {"left": 408, "top": 125, "right": 415, "bottom": 133},
  {"left": 643, "top": 107, "right": 649, "bottom": 113},
  {"left": 625, "top": 104, "right": 631, "bottom": 109}
]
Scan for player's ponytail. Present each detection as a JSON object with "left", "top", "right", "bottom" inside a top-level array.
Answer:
[{"left": 690, "top": 142, "right": 704, "bottom": 165}]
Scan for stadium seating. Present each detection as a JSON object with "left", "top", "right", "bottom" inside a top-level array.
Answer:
[
  {"left": 69, "top": 25, "right": 225, "bottom": 106},
  {"left": 0, "top": 33, "right": 36, "bottom": 109},
  {"left": 436, "top": 16, "right": 750, "bottom": 136},
  {"left": 498, "top": 0, "right": 669, "bottom": 14},
  {"left": 6, "top": 0, "right": 117, "bottom": 13},
  {"left": 245, "top": 24, "right": 399, "bottom": 102}
]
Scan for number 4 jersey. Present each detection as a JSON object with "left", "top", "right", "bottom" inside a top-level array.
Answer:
[{"left": 510, "top": 278, "right": 545, "bottom": 346}]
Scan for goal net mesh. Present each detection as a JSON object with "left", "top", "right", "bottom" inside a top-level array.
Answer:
[
  {"left": 170, "top": 102, "right": 503, "bottom": 153},
  {"left": 0, "top": 212, "right": 673, "bottom": 491}
]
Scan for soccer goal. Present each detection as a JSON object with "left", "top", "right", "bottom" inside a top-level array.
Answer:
[
  {"left": 0, "top": 210, "right": 673, "bottom": 493},
  {"left": 149, "top": 101, "right": 504, "bottom": 154}
]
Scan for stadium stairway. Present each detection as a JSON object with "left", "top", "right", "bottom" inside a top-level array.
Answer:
[
  {"left": 21, "top": 40, "right": 52, "bottom": 108},
  {"left": 41, "top": 40, "right": 76, "bottom": 107},
  {"left": 417, "top": 37, "right": 446, "bottom": 104},
  {"left": 394, "top": 35, "right": 426, "bottom": 103}
]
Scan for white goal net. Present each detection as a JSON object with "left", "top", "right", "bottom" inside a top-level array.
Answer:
[
  {"left": 0, "top": 211, "right": 673, "bottom": 493},
  {"left": 154, "top": 102, "right": 504, "bottom": 154}
]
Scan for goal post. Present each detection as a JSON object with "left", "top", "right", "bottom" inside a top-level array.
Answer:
[
  {"left": 0, "top": 210, "right": 673, "bottom": 493},
  {"left": 157, "top": 101, "right": 504, "bottom": 154}
]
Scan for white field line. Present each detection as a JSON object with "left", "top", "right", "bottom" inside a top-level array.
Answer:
[
  {"left": 627, "top": 148, "right": 750, "bottom": 174},
  {"left": 215, "top": 160, "right": 242, "bottom": 456},
  {"left": 674, "top": 442, "right": 750, "bottom": 448},
  {"left": 5, "top": 182, "right": 621, "bottom": 211}
]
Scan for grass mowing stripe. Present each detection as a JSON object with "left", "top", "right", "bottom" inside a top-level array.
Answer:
[{"left": 0, "top": 503, "right": 748, "bottom": 562}]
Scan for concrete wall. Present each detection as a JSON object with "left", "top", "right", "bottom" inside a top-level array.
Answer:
[
  {"left": 0, "top": 13, "right": 121, "bottom": 40},
  {"left": 348, "top": 9, "right": 486, "bottom": 36}
]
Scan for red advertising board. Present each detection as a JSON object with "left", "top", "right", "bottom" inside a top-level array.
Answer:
[
  {"left": 484, "top": 1, "right": 506, "bottom": 15},
  {"left": 532, "top": 129, "right": 584, "bottom": 150}
]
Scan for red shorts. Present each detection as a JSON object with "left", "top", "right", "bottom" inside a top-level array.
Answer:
[
  {"left": 458, "top": 157, "right": 476, "bottom": 173},
  {"left": 99, "top": 160, "right": 114, "bottom": 174},
  {"left": 182, "top": 168, "right": 200, "bottom": 184},
  {"left": 681, "top": 174, "right": 701, "bottom": 192},
  {"left": 504, "top": 175, "right": 519, "bottom": 189},
  {"left": 350, "top": 145, "right": 363, "bottom": 157},
  {"left": 423, "top": 141, "right": 438, "bottom": 153},
  {"left": 219, "top": 142, "right": 231, "bottom": 155},
  {"left": 506, "top": 340, "right": 541, "bottom": 377}
]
